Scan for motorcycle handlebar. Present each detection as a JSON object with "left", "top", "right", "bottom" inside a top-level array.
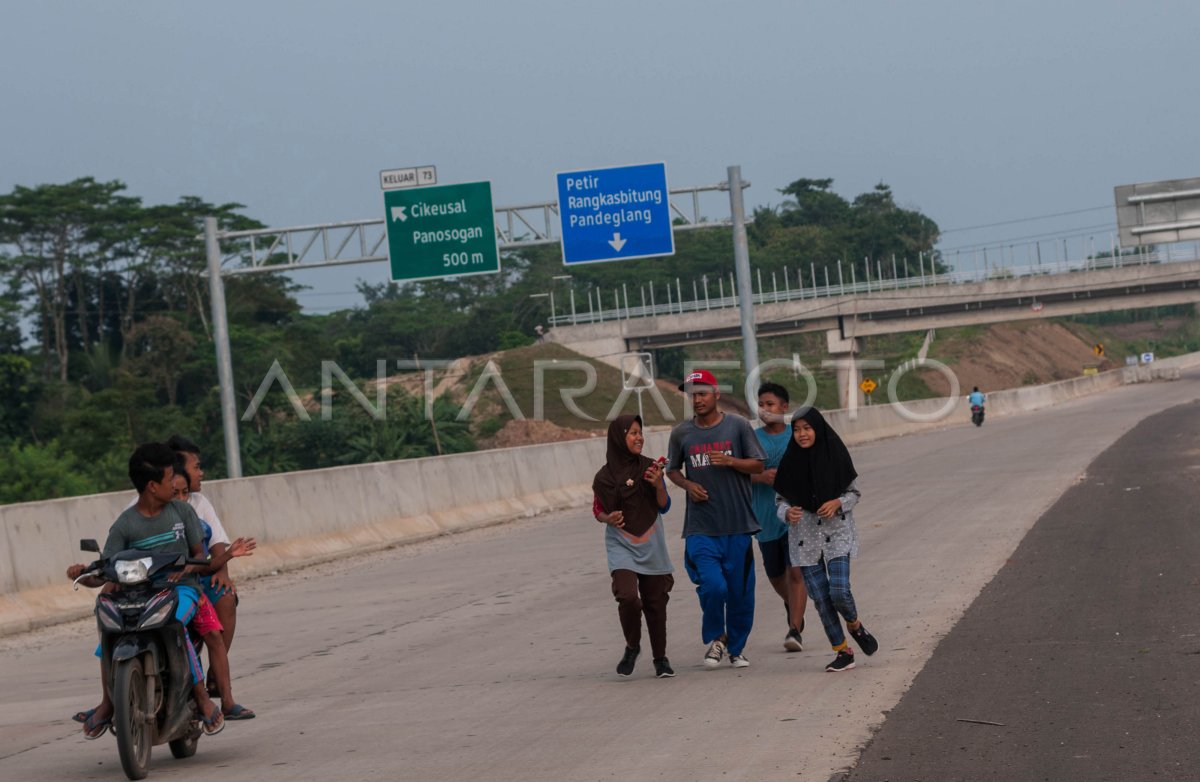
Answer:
[
  {"left": 71, "top": 562, "right": 104, "bottom": 591},
  {"left": 73, "top": 553, "right": 214, "bottom": 590}
]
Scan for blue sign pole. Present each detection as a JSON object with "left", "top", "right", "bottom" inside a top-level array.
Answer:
[{"left": 556, "top": 162, "right": 675, "bottom": 265}]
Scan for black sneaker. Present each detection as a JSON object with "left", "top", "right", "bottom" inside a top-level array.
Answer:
[
  {"left": 825, "top": 649, "right": 855, "bottom": 672},
  {"left": 783, "top": 628, "right": 804, "bottom": 652},
  {"left": 653, "top": 657, "right": 675, "bottom": 678},
  {"left": 616, "top": 646, "right": 639, "bottom": 677},
  {"left": 849, "top": 624, "right": 879, "bottom": 656}
]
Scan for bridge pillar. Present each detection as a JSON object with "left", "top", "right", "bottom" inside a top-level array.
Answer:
[{"left": 826, "top": 330, "right": 863, "bottom": 411}]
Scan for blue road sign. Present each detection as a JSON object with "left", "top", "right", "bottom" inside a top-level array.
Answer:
[{"left": 556, "top": 162, "right": 675, "bottom": 264}]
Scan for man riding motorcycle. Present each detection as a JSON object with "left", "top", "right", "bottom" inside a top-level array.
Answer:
[{"left": 968, "top": 386, "right": 986, "bottom": 426}]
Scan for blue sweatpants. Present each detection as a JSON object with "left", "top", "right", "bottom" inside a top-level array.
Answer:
[{"left": 683, "top": 534, "right": 756, "bottom": 655}]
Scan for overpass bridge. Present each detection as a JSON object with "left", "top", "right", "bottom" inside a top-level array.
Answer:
[{"left": 544, "top": 250, "right": 1200, "bottom": 365}]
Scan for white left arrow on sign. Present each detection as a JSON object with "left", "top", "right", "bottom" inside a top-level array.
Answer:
[
  {"left": 391, "top": 206, "right": 408, "bottom": 222},
  {"left": 608, "top": 232, "right": 627, "bottom": 251}
]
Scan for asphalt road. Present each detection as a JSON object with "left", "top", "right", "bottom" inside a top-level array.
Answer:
[
  {"left": 1, "top": 373, "right": 1198, "bottom": 782},
  {"left": 840, "top": 397, "right": 1200, "bottom": 782}
]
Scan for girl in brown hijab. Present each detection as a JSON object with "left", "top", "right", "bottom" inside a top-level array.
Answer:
[{"left": 592, "top": 414, "right": 675, "bottom": 678}]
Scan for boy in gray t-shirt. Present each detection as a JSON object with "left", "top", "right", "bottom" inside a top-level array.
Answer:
[
  {"left": 666, "top": 370, "right": 765, "bottom": 669},
  {"left": 103, "top": 501, "right": 205, "bottom": 587},
  {"left": 66, "top": 443, "right": 225, "bottom": 737}
]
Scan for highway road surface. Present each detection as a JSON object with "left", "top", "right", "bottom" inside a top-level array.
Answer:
[
  {"left": 2, "top": 372, "right": 1198, "bottom": 782},
  {"left": 841, "top": 395, "right": 1200, "bottom": 782}
]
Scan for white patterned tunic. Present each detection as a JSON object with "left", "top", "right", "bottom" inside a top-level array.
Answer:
[{"left": 775, "top": 481, "right": 861, "bottom": 567}]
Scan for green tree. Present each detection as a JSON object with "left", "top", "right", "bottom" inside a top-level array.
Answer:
[
  {"left": 119, "top": 196, "right": 263, "bottom": 340},
  {"left": 123, "top": 315, "right": 197, "bottom": 405},
  {"left": 0, "top": 290, "right": 22, "bottom": 354},
  {"left": 240, "top": 417, "right": 302, "bottom": 476},
  {"left": 0, "top": 178, "right": 132, "bottom": 381},
  {"left": 779, "top": 178, "right": 852, "bottom": 228},
  {"left": 341, "top": 394, "right": 474, "bottom": 463},
  {"left": 0, "top": 353, "right": 39, "bottom": 442},
  {"left": 0, "top": 440, "right": 97, "bottom": 503}
]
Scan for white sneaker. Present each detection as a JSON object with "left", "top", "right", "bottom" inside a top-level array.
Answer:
[
  {"left": 730, "top": 654, "right": 750, "bottom": 668},
  {"left": 703, "top": 638, "right": 726, "bottom": 668}
]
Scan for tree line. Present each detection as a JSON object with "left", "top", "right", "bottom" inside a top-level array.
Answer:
[{"left": 0, "top": 175, "right": 941, "bottom": 504}]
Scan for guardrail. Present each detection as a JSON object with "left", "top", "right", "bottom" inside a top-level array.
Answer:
[{"left": 547, "top": 246, "right": 1200, "bottom": 327}]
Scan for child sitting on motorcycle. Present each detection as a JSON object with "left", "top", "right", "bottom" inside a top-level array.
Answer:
[
  {"left": 66, "top": 443, "right": 229, "bottom": 738},
  {"left": 171, "top": 466, "right": 256, "bottom": 720}
]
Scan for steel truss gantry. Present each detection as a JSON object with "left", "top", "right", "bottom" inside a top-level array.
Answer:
[{"left": 211, "top": 181, "right": 744, "bottom": 276}]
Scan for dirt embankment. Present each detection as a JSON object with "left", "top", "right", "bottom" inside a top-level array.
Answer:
[
  {"left": 478, "top": 380, "right": 750, "bottom": 448},
  {"left": 921, "top": 321, "right": 1104, "bottom": 395},
  {"left": 479, "top": 419, "right": 600, "bottom": 448}
]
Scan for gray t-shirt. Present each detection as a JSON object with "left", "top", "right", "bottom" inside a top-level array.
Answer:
[
  {"left": 103, "top": 500, "right": 205, "bottom": 587},
  {"left": 667, "top": 413, "right": 766, "bottom": 537}
]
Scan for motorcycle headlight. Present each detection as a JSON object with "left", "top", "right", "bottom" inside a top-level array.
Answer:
[
  {"left": 97, "top": 603, "right": 123, "bottom": 631},
  {"left": 115, "top": 557, "right": 153, "bottom": 585},
  {"left": 138, "top": 600, "right": 176, "bottom": 630}
]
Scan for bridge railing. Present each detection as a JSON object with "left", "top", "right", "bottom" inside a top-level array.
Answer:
[{"left": 547, "top": 245, "right": 1200, "bottom": 326}]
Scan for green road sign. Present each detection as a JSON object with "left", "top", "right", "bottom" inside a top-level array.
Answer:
[{"left": 384, "top": 181, "right": 500, "bottom": 282}]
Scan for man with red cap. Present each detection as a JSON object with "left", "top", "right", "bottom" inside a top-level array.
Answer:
[{"left": 666, "top": 369, "right": 766, "bottom": 669}]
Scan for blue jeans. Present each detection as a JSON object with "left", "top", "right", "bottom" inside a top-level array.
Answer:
[
  {"left": 800, "top": 555, "right": 858, "bottom": 650},
  {"left": 683, "top": 534, "right": 756, "bottom": 655}
]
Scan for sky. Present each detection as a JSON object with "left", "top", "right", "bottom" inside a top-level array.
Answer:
[{"left": 3, "top": 0, "right": 1197, "bottom": 313}]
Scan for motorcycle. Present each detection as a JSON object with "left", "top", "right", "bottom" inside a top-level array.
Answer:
[
  {"left": 72, "top": 539, "right": 211, "bottom": 780},
  {"left": 971, "top": 404, "right": 985, "bottom": 427}
]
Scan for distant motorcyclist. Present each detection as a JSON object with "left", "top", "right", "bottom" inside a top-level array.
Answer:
[{"left": 968, "top": 387, "right": 986, "bottom": 427}]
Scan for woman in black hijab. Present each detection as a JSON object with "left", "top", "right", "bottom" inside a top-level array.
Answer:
[
  {"left": 592, "top": 414, "right": 675, "bottom": 678},
  {"left": 773, "top": 407, "right": 879, "bottom": 672}
]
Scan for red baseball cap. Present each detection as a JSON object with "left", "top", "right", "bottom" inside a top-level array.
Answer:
[{"left": 679, "top": 369, "right": 718, "bottom": 391}]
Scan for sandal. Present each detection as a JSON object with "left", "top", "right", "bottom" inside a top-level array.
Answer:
[
  {"left": 200, "top": 706, "right": 225, "bottom": 736},
  {"left": 83, "top": 711, "right": 112, "bottom": 740},
  {"left": 72, "top": 707, "right": 97, "bottom": 724},
  {"left": 222, "top": 704, "right": 256, "bottom": 720}
]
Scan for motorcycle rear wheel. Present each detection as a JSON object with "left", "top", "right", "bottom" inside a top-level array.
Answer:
[
  {"left": 169, "top": 730, "right": 198, "bottom": 759},
  {"left": 113, "top": 658, "right": 153, "bottom": 780}
]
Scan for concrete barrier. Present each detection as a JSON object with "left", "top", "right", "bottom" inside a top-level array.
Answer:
[
  {"left": 0, "top": 430, "right": 668, "bottom": 636},
  {"left": 2, "top": 351, "right": 1197, "bottom": 636}
]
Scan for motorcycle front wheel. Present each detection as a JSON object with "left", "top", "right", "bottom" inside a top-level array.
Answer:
[{"left": 113, "top": 658, "right": 153, "bottom": 780}]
